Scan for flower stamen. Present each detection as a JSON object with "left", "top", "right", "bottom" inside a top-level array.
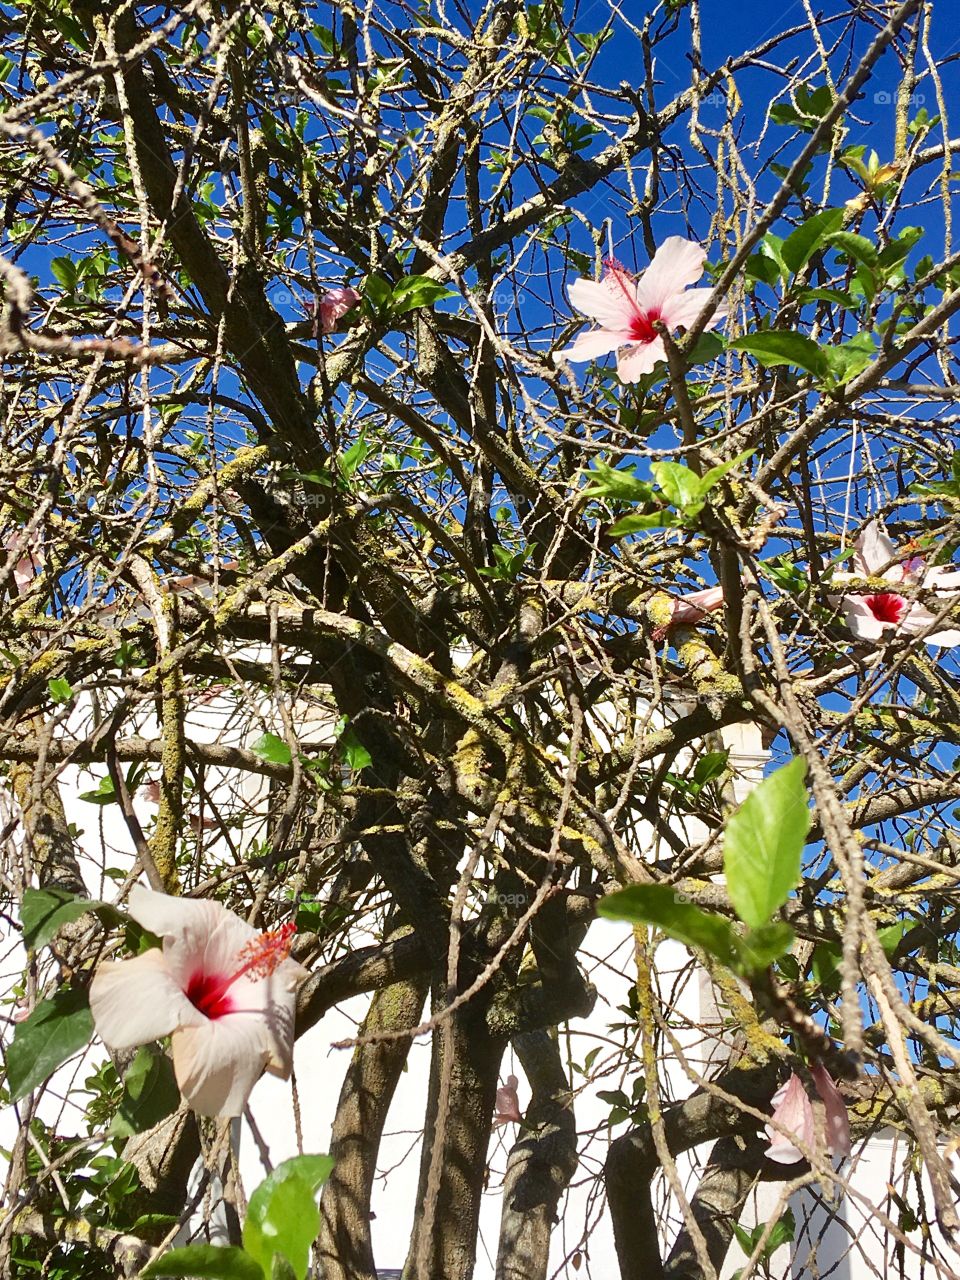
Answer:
[{"left": 187, "top": 922, "right": 296, "bottom": 1019}]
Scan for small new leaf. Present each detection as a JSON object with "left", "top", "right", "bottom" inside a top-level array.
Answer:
[{"left": 251, "top": 733, "right": 293, "bottom": 766}]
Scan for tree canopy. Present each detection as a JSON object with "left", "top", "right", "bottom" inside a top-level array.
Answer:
[{"left": 4, "top": 1, "right": 960, "bottom": 1277}]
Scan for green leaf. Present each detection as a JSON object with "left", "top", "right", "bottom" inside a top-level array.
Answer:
[
  {"left": 7, "top": 987, "right": 94, "bottom": 1101},
  {"left": 693, "top": 750, "right": 729, "bottom": 786},
  {"left": 795, "top": 287, "right": 858, "bottom": 310},
  {"left": 596, "top": 1088, "right": 629, "bottom": 1107},
  {"left": 340, "top": 728, "right": 372, "bottom": 772},
  {"left": 781, "top": 208, "right": 845, "bottom": 274},
  {"left": 686, "top": 332, "right": 725, "bottom": 364},
  {"left": 362, "top": 273, "right": 393, "bottom": 314},
  {"left": 877, "top": 921, "right": 909, "bottom": 956},
  {"left": 827, "top": 231, "right": 878, "bottom": 267},
  {"left": 607, "top": 510, "right": 677, "bottom": 537},
  {"left": 47, "top": 677, "right": 73, "bottom": 704},
  {"left": 729, "top": 332, "right": 827, "bottom": 378},
  {"left": 652, "top": 461, "right": 704, "bottom": 510},
  {"left": 814, "top": 942, "right": 839, "bottom": 988},
  {"left": 597, "top": 884, "right": 739, "bottom": 968},
  {"left": 338, "top": 431, "right": 370, "bottom": 481},
  {"left": 735, "top": 922, "right": 796, "bottom": 972},
  {"left": 723, "top": 757, "right": 810, "bottom": 928},
  {"left": 745, "top": 253, "right": 782, "bottom": 287},
  {"left": 582, "top": 460, "right": 654, "bottom": 504},
  {"left": 251, "top": 733, "right": 293, "bottom": 766},
  {"left": 243, "top": 1155, "right": 335, "bottom": 1280},
  {"left": 767, "top": 1207, "right": 797, "bottom": 1252},
  {"left": 698, "top": 451, "right": 752, "bottom": 496},
  {"left": 78, "top": 775, "right": 117, "bottom": 805},
  {"left": 109, "top": 1044, "right": 180, "bottom": 1137},
  {"left": 50, "top": 257, "right": 78, "bottom": 290},
  {"left": 20, "top": 887, "right": 114, "bottom": 951},
  {"left": 760, "top": 233, "right": 787, "bottom": 280},
  {"left": 389, "top": 275, "right": 456, "bottom": 314},
  {"left": 142, "top": 1245, "right": 264, "bottom": 1280},
  {"left": 822, "top": 333, "right": 876, "bottom": 385}
]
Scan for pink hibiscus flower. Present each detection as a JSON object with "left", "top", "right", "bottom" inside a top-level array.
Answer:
[
  {"left": 90, "top": 886, "right": 307, "bottom": 1117},
  {"left": 833, "top": 520, "right": 960, "bottom": 646},
  {"left": 560, "top": 237, "right": 726, "bottom": 382},
  {"left": 764, "top": 1066, "right": 851, "bottom": 1165},
  {"left": 493, "top": 1074, "right": 523, "bottom": 1127},
  {"left": 317, "top": 286, "right": 361, "bottom": 334},
  {"left": 669, "top": 585, "right": 725, "bottom": 626}
]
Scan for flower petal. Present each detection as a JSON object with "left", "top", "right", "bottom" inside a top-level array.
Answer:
[
  {"left": 128, "top": 884, "right": 228, "bottom": 942},
  {"left": 811, "top": 1065, "right": 851, "bottom": 1159},
  {"left": 925, "top": 566, "right": 960, "bottom": 591},
  {"left": 854, "top": 521, "right": 897, "bottom": 577},
  {"left": 671, "top": 585, "right": 724, "bottom": 623},
  {"left": 901, "top": 606, "right": 960, "bottom": 647},
  {"left": 764, "top": 1073, "right": 813, "bottom": 1164},
  {"left": 171, "top": 1018, "right": 270, "bottom": 1117},
  {"left": 617, "top": 338, "right": 666, "bottom": 382},
  {"left": 128, "top": 886, "right": 258, "bottom": 994},
  {"left": 660, "top": 287, "right": 725, "bottom": 333},
  {"left": 568, "top": 277, "right": 636, "bottom": 330},
  {"left": 634, "top": 237, "right": 707, "bottom": 313},
  {"left": 213, "top": 962, "right": 304, "bottom": 1072},
  {"left": 90, "top": 949, "right": 203, "bottom": 1050},
  {"left": 842, "top": 597, "right": 887, "bottom": 640},
  {"left": 560, "top": 328, "right": 628, "bottom": 362}
]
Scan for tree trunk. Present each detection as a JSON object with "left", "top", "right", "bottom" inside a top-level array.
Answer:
[
  {"left": 318, "top": 969, "right": 430, "bottom": 1280},
  {"left": 404, "top": 997, "right": 506, "bottom": 1280},
  {"left": 663, "top": 1136, "right": 768, "bottom": 1279},
  {"left": 494, "top": 1029, "right": 578, "bottom": 1280}
]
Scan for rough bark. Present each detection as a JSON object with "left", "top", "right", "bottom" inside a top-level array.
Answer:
[
  {"left": 403, "top": 996, "right": 507, "bottom": 1280},
  {"left": 663, "top": 1135, "right": 770, "bottom": 1279},
  {"left": 605, "top": 1066, "right": 778, "bottom": 1280},
  {"left": 494, "top": 1030, "right": 578, "bottom": 1280},
  {"left": 318, "top": 967, "right": 430, "bottom": 1280}
]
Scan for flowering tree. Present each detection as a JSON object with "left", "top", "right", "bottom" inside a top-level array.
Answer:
[{"left": 3, "top": 1, "right": 960, "bottom": 1277}]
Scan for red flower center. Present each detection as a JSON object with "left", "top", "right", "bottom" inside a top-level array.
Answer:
[
  {"left": 865, "top": 593, "right": 906, "bottom": 624},
  {"left": 186, "top": 971, "right": 236, "bottom": 1019},
  {"left": 602, "top": 259, "right": 661, "bottom": 346},
  {"left": 185, "top": 922, "right": 296, "bottom": 1020},
  {"left": 628, "top": 307, "right": 660, "bottom": 345}
]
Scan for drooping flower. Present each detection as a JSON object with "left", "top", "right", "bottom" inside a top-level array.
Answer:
[
  {"left": 810, "top": 1063, "right": 852, "bottom": 1160},
  {"left": 4, "top": 532, "right": 42, "bottom": 596},
  {"left": 764, "top": 1067, "right": 851, "bottom": 1165},
  {"left": 560, "top": 237, "right": 725, "bottom": 382},
  {"left": 669, "top": 585, "right": 725, "bottom": 626},
  {"left": 833, "top": 520, "right": 960, "bottom": 646},
  {"left": 494, "top": 1074, "right": 523, "bottom": 1126},
  {"left": 649, "top": 584, "right": 725, "bottom": 644},
  {"left": 89, "top": 886, "right": 307, "bottom": 1117},
  {"left": 317, "top": 286, "right": 361, "bottom": 334}
]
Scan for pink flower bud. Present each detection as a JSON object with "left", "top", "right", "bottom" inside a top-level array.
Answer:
[
  {"left": 318, "top": 286, "right": 361, "bottom": 334},
  {"left": 494, "top": 1074, "right": 523, "bottom": 1126}
]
